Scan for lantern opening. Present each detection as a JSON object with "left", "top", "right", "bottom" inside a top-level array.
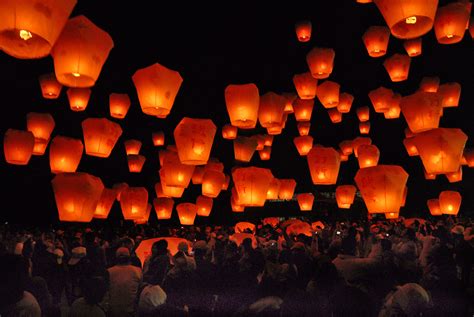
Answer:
[
  {"left": 406, "top": 16, "right": 417, "bottom": 24},
  {"left": 19, "top": 30, "right": 32, "bottom": 41}
]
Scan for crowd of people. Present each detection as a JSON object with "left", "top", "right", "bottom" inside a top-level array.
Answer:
[{"left": 0, "top": 216, "right": 473, "bottom": 317}]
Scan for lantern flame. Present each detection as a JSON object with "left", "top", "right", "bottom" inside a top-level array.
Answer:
[
  {"left": 19, "top": 30, "right": 32, "bottom": 41},
  {"left": 406, "top": 16, "right": 417, "bottom": 24}
]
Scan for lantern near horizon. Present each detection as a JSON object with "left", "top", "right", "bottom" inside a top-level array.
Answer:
[
  {"left": 234, "top": 136, "right": 258, "bottom": 162},
  {"left": 293, "top": 72, "right": 317, "bottom": 99},
  {"left": 174, "top": 117, "right": 216, "bottom": 165},
  {"left": 362, "top": 26, "right": 390, "bottom": 57},
  {"left": 3, "top": 129, "right": 35, "bottom": 165},
  {"left": 231, "top": 193, "right": 245, "bottom": 212},
  {"left": 153, "top": 197, "right": 174, "bottom": 220},
  {"left": 266, "top": 178, "right": 281, "bottom": 200},
  {"left": 235, "top": 222, "right": 256, "bottom": 233},
  {"left": 120, "top": 187, "right": 148, "bottom": 220},
  {"left": 439, "top": 191, "right": 461, "bottom": 215},
  {"left": 293, "top": 98, "right": 314, "bottom": 122},
  {"left": 316, "top": 80, "right": 340, "bottom": 108},
  {"left": 176, "top": 203, "right": 197, "bottom": 225},
  {"left": 67, "top": 88, "right": 91, "bottom": 112},
  {"left": 133, "top": 204, "right": 151, "bottom": 225},
  {"left": 295, "top": 20, "right": 312, "bottom": 42},
  {"left": 127, "top": 155, "right": 146, "bottom": 173},
  {"left": 232, "top": 167, "right": 273, "bottom": 206},
  {"left": 337, "top": 93, "right": 354, "bottom": 113},
  {"left": 419, "top": 77, "right": 440, "bottom": 93},
  {"left": 383, "top": 54, "right": 411, "bottom": 82},
  {"left": 222, "top": 124, "right": 238, "bottom": 140},
  {"left": 26, "top": 112, "right": 55, "bottom": 155},
  {"left": 196, "top": 196, "right": 213, "bottom": 217},
  {"left": 49, "top": 136, "right": 83, "bottom": 173},
  {"left": 306, "top": 47, "right": 335, "bottom": 79},
  {"left": 152, "top": 131, "right": 165, "bottom": 146},
  {"left": 109, "top": 93, "right": 131, "bottom": 119},
  {"left": 357, "top": 144, "right": 380, "bottom": 168},
  {"left": 297, "top": 193, "right": 314, "bottom": 211},
  {"left": 263, "top": 217, "right": 279, "bottom": 228},
  {"left": 438, "top": 82, "right": 461, "bottom": 108},
  {"left": 434, "top": 2, "right": 470, "bottom": 44},
  {"left": 202, "top": 169, "right": 225, "bottom": 198},
  {"left": 93, "top": 188, "right": 117, "bottom": 219},
  {"left": 224, "top": 83, "right": 259, "bottom": 129},
  {"left": 51, "top": 172, "right": 104, "bottom": 222},
  {"left": 132, "top": 62, "right": 183, "bottom": 117},
  {"left": 400, "top": 92, "right": 442, "bottom": 133},
  {"left": 82, "top": 118, "right": 122, "bottom": 158},
  {"left": 39, "top": 73, "right": 62, "bottom": 99},
  {"left": 427, "top": 198, "right": 442, "bottom": 216},
  {"left": 336, "top": 185, "right": 357, "bottom": 209},
  {"left": 294, "top": 136, "right": 313, "bottom": 156},
  {"left": 307, "top": 147, "right": 341, "bottom": 185},
  {"left": 403, "top": 38, "right": 422, "bottom": 56}
]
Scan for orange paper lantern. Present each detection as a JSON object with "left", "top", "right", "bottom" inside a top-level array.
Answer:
[
  {"left": 297, "top": 122, "right": 311, "bottom": 136},
  {"left": 196, "top": 196, "right": 213, "bottom": 217},
  {"left": 155, "top": 181, "right": 184, "bottom": 198},
  {"left": 424, "top": 167, "right": 437, "bottom": 180},
  {"left": 120, "top": 187, "right": 148, "bottom": 220},
  {"left": 82, "top": 118, "right": 122, "bottom": 158},
  {"left": 67, "top": 88, "right": 91, "bottom": 112},
  {"left": 368, "top": 86, "right": 394, "bottom": 113},
  {"left": 152, "top": 131, "right": 165, "bottom": 146},
  {"left": 26, "top": 112, "right": 55, "bottom": 155},
  {"left": 234, "top": 136, "right": 258, "bottom": 162},
  {"left": 202, "top": 170, "right": 225, "bottom": 198},
  {"left": 293, "top": 98, "right": 314, "bottom": 122},
  {"left": 339, "top": 140, "right": 353, "bottom": 156},
  {"left": 339, "top": 150, "right": 349, "bottom": 162},
  {"left": 353, "top": 137, "right": 372, "bottom": 157},
  {"left": 231, "top": 194, "right": 245, "bottom": 213},
  {"left": 124, "top": 139, "right": 142, "bottom": 155},
  {"left": 258, "top": 146, "right": 272, "bottom": 161},
  {"left": 356, "top": 106, "right": 370, "bottom": 122},
  {"left": 357, "top": 144, "right": 380, "bottom": 168},
  {"left": 134, "top": 204, "right": 152, "bottom": 225},
  {"left": 222, "top": 174, "right": 230, "bottom": 190},
  {"left": 283, "top": 93, "right": 296, "bottom": 113},
  {"left": 383, "top": 54, "right": 411, "bottom": 82},
  {"left": 294, "top": 136, "right": 313, "bottom": 156},
  {"left": 191, "top": 166, "right": 205, "bottom": 185},
  {"left": 235, "top": 222, "right": 256, "bottom": 233},
  {"left": 94, "top": 188, "right": 117, "bottom": 219},
  {"left": 400, "top": 91, "right": 442, "bottom": 133},
  {"left": 258, "top": 92, "right": 286, "bottom": 128},
  {"left": 262, "top": 217, "right": 280, "bottom": 228},
  {"left": 362, "top": 26, "right": 391, "bottom": 57},
  {"left": 278, "top": 179, "right": 297, "bottom": 200},
  {"left": 464, "top": 149, "right": 474, "bottom": 167},
  {"left": 306, "top": 47, "right": 335, "bottom": 79},
  {"left": 127, "top": 155, "right": 146, "bottom": 173},
  {"left": 153, "top": 197, "right": 174, "bottom": 220},
  {"left": 316, "top": 80, "right": 340, "bottom": 108},
  {"left": 232, "top": 167, "right": 274, "bottom": 206},
  {"left": 328, "top": 109, "right": 342, "bottom": 123},
  {"left": 307, "top": 147, "right": 341, "bottom": 185},
  {"left": 49, "top": 136, "right": 83, "bottom": 173},
  {"left": 439, "top": 191, "right": 461, "bottom": 215},
  {"left": 337, "top": 93, "right": 354, "bottom": 113},
  {"left": 293, "top": 72, "right": 317, "bottom": 99},
  {"left": 438, "top": 82, "right": 461, "bottom": 108},
  {"left": 174, "top": 117, "right": 216, "bottom": 165},
  {"left": 336, "top": 185, "right": 357, "bottom": 209},
  {"left": 263, "top": 134, "right": 274, "bottom": 147},
  {"left": 109, "top": 93, "right": 131, "bottom": 119},
  {"left": 176, "top": 203, "right": 197, "bottom": 225},
  {"left": 359, "top": 122, "right": 370, "bottom": 135},
  {"left": 385, "top": 212, "right": 399, "bottom": 220},
  {"left": 297, "top": 193, "right": 314, "bottom": 211},
  {"left": 39, "top": 73, "right": 62, "bottom": 99},
  {"left": 3, "top": 129, "right": 35, "bottom": 165},
  {"left": 434, "top": 2, "right": 470, "bottom": 44},
  {"left": 266, "top": 178, "right": 281, "bottom": 200},
  {"left": 113, "top": 182, "right": 128, "bottom": 201},
  {"left": 403, "top": 138, "right": 419, "bottom": 156},
  {"left": 403, "top": 38, "right": 422, "bottom": 56},
  {"left": 446, "top": 167, "right": 462, "bottom": 183},
  {"left": 419, "top": 76, "right": 440, "bottom": 93},
  {"left": 427, "top": 199, "right": 442, "bottom": 216},
  {"left": 224, "top": 83, "right": 260, "bottom": 129},
  {"left": 222, "top": 124, "right": 238, "bottom": 140},
  {"left": 160, "top": 151, "right": 195, "bottom": 188},
  {"left": 295, "top": 20, "right": 312, "bottom": 42}
]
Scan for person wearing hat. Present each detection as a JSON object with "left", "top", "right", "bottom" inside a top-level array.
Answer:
[
  {"left": 67, "top": 246, "right": 89, "bottom": 305},
  {"left": 107, "top": 247, "right": 143, "bottom": 317}
]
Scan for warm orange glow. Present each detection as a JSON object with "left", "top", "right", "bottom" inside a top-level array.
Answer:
[
  {"left": 94, "top": 188, "right": 117, "bottom": 219},
  {"left": 3, "top": 129, "right": 35, "bottom": 165},
  {"left": 196, "top": 195, "right": 213, "bottom": 217},
  {"left": 419, "top": 76, "right": 440, "bottom": 93},
  {"left": 439, "top": 191, "right": 461, "bottom": 215},
  {"left": 294, "top": 136, "right": 313, "bottom": 156},
  {"left": 160, "top": 153, "right": 195, "bottom": 188},
  {"left": 359, "top": 122, "right": 370, "bottom": 135},
  {"left": 383, "top": 54, "right": 411, "bottom": 82},
  {"left": 434, "top": 2, "right": 470, "bottom": 44},
  {"left": 231, "top": 193, "right": 245, "bottom": 212},
  {"left": 356, "top": 106, "right": 370, "bottom": 122},
  {"left": 316, "top": 80, "right": 340, "bottom": 108},
  {"left": 176, "top": 203, "right": 197, "bottom": 225},
  {"left": 232, "top": 167, "right": 273, "bottom": 207},
  {"left": 234, "top": 136, "right": 258, "bottom": 162},
  {"left": 297, "top": 193, "right": 314, "bottom": 211},
  {"left": 82, "top": 118, "right": 122, "bottom": 158},
  {"left": 49, "top": 136, "right": 83, "bottom": 173},
  {"left": 403, "top": 138, "right": 419, "bottom": 156},
  {"left": 127, "top": 155, "right": 146, "bottom": 173},
  {"left": 328, "top": 109, "right": 342, "bottom": 123},
  {"left": 293, "top": 72, "right": 317, "bottom": 99},
  {"left": 362, "top": 26, "right": 390, "bottom": 57},
  {"left": 235, "top": 222, "right": 256, "bottom": 233},
  {"left": 385, "top": 212, "right": 399, "bottom": 220},
  {"left": 336, "top": 185, "right": 357, "bottom": 209},
  {"left": 109, "top": 93, "right": 131, "bottom": 119},
  {"left": 152, "top": 131, "right": 165, "bottom": 146},
  {"left": 293, "top": 98, "right": 314, "bottom": 122},
  {"left": 403, "top": 38, "right": 422, "bottom": 56},
  {"left": 307, "top": 147, "right": 341, "bottom": 185},
  {"left": 438, "top": 82, "right": 461, "bottom": 108},
  {"left": 258, "top": 92, "right": 286, "bottom": 129},
  {"left": 297, "top": 122, "right": 310, "bottom": 136},
  {"left": 124, "top": 139, "right": 142, "bottom": 155},
  {"left": 282, "top": 93, "right": 296, "bottom": 113},
  {"left": 266, "top": 178, "right": 281, "bottom": 200},
  {"left": 263, "top": 217, "right": 280, "bottom": 227},
  {"left": 26, "top": 112, "right": 55, "bottom": 156},
  {"left": 339, "top": 140, "right": 353, "bottom": 156},
  {"left": 120, "top": 187, "right": 148, "bottom": 220},
  {"left": 295, "top": 20, "right": 312, "bottom": 42},
  {"left": 174, "top": 117, "right": 216, "bottom": 165},
  {"left": 400, "top": 92, "right": 442, "bottom": 133},
  {"left": 357, "top": 144, "right": 380, "bottom": 168},
  {"left": 191, "top": 166, "right": 205, "bottom": 185},
  {"left": 67, "top": 88, "right": 91, "bottom": 112},
  {"left": 446, "top": 167, "right": 462, "bottom": 183},
  {"left": 153, "top": 197, "right": 174, "bottom": 219},
  {"left": 278, "top": 179, "right": 296, "bottom": 200},
  {"left": 222, "top": 124, "right": 238, "bottom": 140},
  {"left": 306, "top": 47, "right": 335, "bottom": 79},
  {"left": 201, "top": 170, "right": 225, "bottom": 198},
  {"left": 112, "top": 183, "right": 128, "bottom": 201},
  {"left": 39, "top": 73, "right": 63, "bottom": 99},
  {"left": 258, "top": 146, "right": 272, "bottom": 161},
  {"left": 352, "top": 137, "right": 372, "bottom": 157},
  {"left": 427, "top": 199, "right": 442, "bottom": 216},
  {"left": 225, "top": 83, "right": 260, "bottom": 129},
  {"left": 368, "top": 86, "right": 394, "bottom": 113},
  {"left": 337, "top": 93, "right": 354, "bottom": 113}
]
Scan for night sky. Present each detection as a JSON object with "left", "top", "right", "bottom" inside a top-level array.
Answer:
[{"left": 1, "top": 1, "right": 473, "bottom": 226}]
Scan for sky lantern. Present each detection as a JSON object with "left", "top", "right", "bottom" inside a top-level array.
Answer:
[
  {"left": 306, "top": 47, "right": 335, "bottom": 79},
  {"left": 232, "top": 167, "right": 273, "bottom": 207},
  {"left": 293, "top": 72, "right": 317, "bottom": 99},
  {"left": 297, "top": 193, "right": 314, "bottom": 211},
  {"left": 235, "top": 222, "right": 256, "bottom": 233},
  {"left": 234, "top": 136, "right": 257, "bottom": 162},
  {"left": 112, "top": 182, "right": 128, "bottom": 201},
  {"left": 263, "top": 134, "right": 274, "bottom": 147},
  {"left": 176, "top": 203, "right": 197, "bottom": 225},
  {"left": 412, "top": 128, "right": 467, "bottom": 175},
  {"left": 153, "top": 197, "right": 174, "bottom": 220},
  {"left": 438, "top": 82, "right": 461, "bottom": 108},
  {"left": 93, "top": 188, "right": 117, "bottom": 219},
  {"left": 109, "top": 93, "right": 130, "bottom": 119},
  {"left": 278, "top": 179, "right": 297, "bottom": 200},
  {"left": 192, "top": 166, "right": 205, "bottom": 185},
  {"left": 427, "top": 199, "right": 442, "bottom": 216},
  {"left": 368, "top": 86, "right": 394, "bottom": 113},
  {"left": 353, "top": 137, "right": 372, "bottom": 157},
  {"left": 132, "top": 62, "right": 183, "bottom": 117},
  {"left": 295, "top": 20, "right": 312, "bottom": 42},
  {"left": 120, "top": 187, "right": 148, "bottom": 220},
  {"left": 202, "top": 170, "right": 225, "bottom": 197},
  {"left": 446, "top": 167, "right": 462, "bottom": 183},
  {"left": 355, "top": 165, "right": 408, "bottom": 214},
  {"left": 3, "top": 129, "right": 35, "bottom": 165},
  {"left": 82, "top": 118, "right": 122, "bottom": 158},
  {"left": 231, "top": 192, "right": 245, "bottom": 212},
  {"left": 294, "top": 136, "right": 313, "bottom": 156},
  {"left": 266, "top": 178, "right": 281, "bottom": 200},
  {"left": 283, "top": 93, "right": 296, "bottom": 113},
  {"left": 156, "top": 181, "right": 184, "bottom": 198},
  {"left": 316, "top": 80, "right": 340, "bottom": 108},
  {"left": 359, "top": 122, "right": 370, "bottom": 135},
  {"left": 339, "top": 150, "right": 349, "bottom": 162},
  {"left": 383, "top": 96, "right": 401, "bottom": 119},
  {"left": 403, "top": 138, "right": 419, "bottom": 156},
  {"left": 439, "top": 191, "right": 461, "bottom": 215},
  {"left": 336, "top": 185, "right": 357, "bottom": 209},
  {"left": 383, "top": 54, "right": 411, "bottom": 82},
  {"left": 224, "top": 83, "right": 259, "bottom": 129},
  {"left": 293, "top": 98, "right": 314, "bottom": 122},
  {"left": 339, "top": 140, "right": 353, "bottom": 156},
  {"left": 419, "top": 76, "right": 440, "bottom": 93},
  {"left": 134, "top": 203, "right": 152, "bottom": 225},
  {"left": 52, "top": 172, "right": 103, "bottom": 222},
  {"left": 356, "top": 106, "right": 370, "bottom": 122},
  {"left": 434, "top": 2, "right": 470, "bottom": 44},
  {"left": 258, "top": 146, "right": 272, "bottom": 161},
  {"left": 307, "top": 147, "right": 341, "bottom": 185},
  {"left": 39, "top": 73, "right": 62, "bottom": 99},
  {"left": 124, "top": 139, "right": 142, "bottom": 155},
  {"left": 49, "top": 136, "right": 83, "bottom": 173},
  {"left": 297, "top": 122, "right": 311, "bottom": 136},
  {"left": 403, "top": 38, "right": 422, "bottom": 56},
  {"left": 328, "top": 109, "right": 342, "bottom": 123},
  {"left": 464, "top": 149, "right": 474, "bottom": 167},
  {"left": 127, "top": 155, "right": 146, "bottom": 173},
  {"left": 357, "top": 0, "right": 373, "bottom": 3},
  {"left": 258, "top": 92, "right": 286, "bottom": 128},
  {"left": 152, "top": 131, "right": 165, "bottom": 146},
  {"left": 385, "top": 212, "right": 399, "bottom": 220},
  {"left": 337, "top": 93, "right": 354, "bottom": 113},
  {"left": 222, "top": 124, "right": 238, "bottom": 140},
  {"left": 362, "top": 26, "right": 390, "bottom": 57},
  {"left": 205, "top": 159, "right": 225, "bottom": 172},
  {"left": 52, "top": 15, "right": 113, "bottom": 88},
  {"left": 196, "top": 195, "right": 213, "bottom": 217},
  {"left": 67, "top": 88, "right": 91, "bottom": 112},
  {"left": 174, "top": 117, "right": 216, "bottom": 165},
  {"left": 160, "top": 151, "right": 195, "bottom": 188},
  {"left": 26, "top": 112, "right": 55, "bottom": 155},
  {"left": 400, "top": 92, "right": 442, "bottom": 133},
  {"left": 222, "top": 174, "right": 230, "bottom": 190},
  {"left": 0, "top": 0, "right": 77, "bottom": 59},
  {"left": 357, "top": 144, "right": 380, "bottom": 168},
  {"left": 373, "top": 0, "right": 438, "bottom": 39},
  {"left": 424, "top": 167, "right": 437, "bottom": 180}
]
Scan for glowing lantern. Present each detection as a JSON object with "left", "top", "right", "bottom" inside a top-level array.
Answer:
[
  {"left": 174, "top": 118, "right": 216, "bottom": 165},
  {"left": 316, "top": 80, "right": 340, "bottom": 108},
  {"left": 52, "top": 172, "right": 103, "bottom": 222},
  {"left": 263, "top": 217, "right": 279, "bottom": 227},
  {"left": 403, "top": 138, "right": 419, "bottom": 156},
  {"left": 355, "top": 165, "right": 408, "bottom": 214},
  {"left": 120, "top": 187, "right": 148, "bottom": 220},
  {"left": 295, "top": 20, "right": 312, "bottom": 42},
  {"left": 258, "top": 146, "right": 272, "bottom": 161},
  {"left": 424, "top": 168, "right": 437, "bottom": 180},
  {"left": 176, "top": 203, "right": 197, "bottom": 225},
  {"left": 0, "top": 0, "right": 77, "bottom": 59},
  {"left": 339, "top": 140, "right": 353, "bottom": 156},
  {"left": 446, "top": 167, "right": 462, "bottom": 183},
  {"left": 127, "top": 155, "right": 145, "bottom": 173},
  {"left": 439, "top": 191, "right": 461, "bottom": 215},
  {"left": 153, "top": 198, "right": 174, "bottom": 220},
  {"left": 307, "top": 147, "right": 340, "bottom": 185},
  {"left": 205, "top": 159, "right": 224, "bottom": 172},
  {"left": 155, "top": 181, "right": 184, "bottom": 198},
  {"left": 234, "top": 136, "right": 257, "bottom": 162},
  {"left": 113, "top": 183, "right": 128, "bottom": 201},
  {"left": 222, "top": 124, "right": 238, "bottom": 140},
  {"left": 286, "top": 222, "right": 312, "bottom": 237},
  {"left": 224, "top": 83, "right": 259, "bottom": 129},
  {"left": 336, "top": 185, "right": 357, "bottom": 209},
  {"left": 266, "top": 124, "right": 283, "bottom": 136},
  {"left": 196, "top": 196, "right": 213, "bottom": 217},
  {"left": 373, "top": 0, "right": 438, "bottom": 39},
  {"left": 202, "top": 170, "right": 225, "bottom": 198},
  {"left": 306, "top": 47, "right": 335, "bottom": 79},
  {"left": 297, "top": 193, "right": 314, "bottom": 211},
  {"left": 403, "top": 38, "right": 422, "bottom": 56},
  {"left": 109, "top": 93, "right": 130, "bottom": 119},
  {"left": 383, "top": 54, "right": 411, "bottom": 82},
  {"left": 400, "top": 92, "right": 442, "bottom": 133},
  {"left": 294, "top": 136, "right": 313, "bottom": 156},
  {"left": 192, "top": 166, "right": 205, "bottom": 185},
  {"left": 278, "top": 179, "right": 296, "bottom": 200},
  {"left": 160, "top": 151, "right": 195, "bottom": 188},
  {"left": 132, "top": 62, "right": 183, "bottom": 117},
  {"left": 385, "top": 212, "right": 399, "bottom": 219},
  {"left": 339, "top": 150, "right": 349, "bottom": 162},
  {"left": 412, "top": 128, "right": 467, "bottom": 174},
  {"left": 94, "top": 188, "right": 116, "bottom": 219},
  {"left": 464, "top": 149, "right": 474, "bottom": 167},
  {"left": 368, "top": 87, "right": 394, "bottom": 113},
  {"left": 293, "top": 72, "right": 317, "bottom": 99},
  {"left": 66, "top": 88, "right": 91, "bottom": 112},
  {"left": 438, "top": 82, "right": 461, "bottom": 108},
  {"left": 222, "top": 174, "right": 230, "bottom": 190},
  {"left": 263, "top": 135, "right": 274, "bottom": 147},
  {"left": 3, "top": 129, "right": 34, "bottom": 165},
  {"left": 266, "top": 178, "right": 281, "bottom": 200},
  {"left": 359, "top": 122, "right": 370, "bottom": 135},
  {"left": 297, "top": 122, "right": 311, "bottom": 136},
  {"left": 134, "top": 204, "right": 151, "bottom": 225},
  {"left": 337, "top": 93, "right": 354, "bottom": 113},
  {"left": 283, "top": 93, "right": 296, "bottom": 113},
  {"left": 419, "top": 77, "right": 440, "bottom": 93},
  {"left": 328, "top": 109, "right": 342, "bottom": 123},
  {"left": 427, "top": 199, "right": 442, "bottom": 216},
  {"left": 362, "top": 26, "right": 390, "bottom": 57},
  {"left": 235, "top": 222, "right": 255, "bottom": 233},
  {"left": 49, "top": 136, "right": 83, "bottom": 173},
  {"left": 353, "top": 137, "right": 372, "bottom": 157},
  {"left": 293, "top": 98, "right": 314, "bottom": 122},
  {"left": 152, "top": 131, "right": 165, "bottom": 146},
  {"left": 231, "top": 194, "right": 245, "bottom": 212},
  {"left": 384, "top": 101, "right": 401, "bottom": 119},
  {"left": 357, "top": 0, "right": 373, "bottom": 3},
  {"left": 124, "top": 139, "right": 142, "bottom": 155},
  {"left": 357, "top": 144, "right": 380, "bottom": 168},
  {"left": 82, "top": 118, "right": 122, "bottom": 158},
  {"left": 258, "top": 92, "right": 286, "bottom": 129},
  {"left": 26, "top": 112, "right": 55, "bottom": 155},
  {"left": 434, "top": 2, "right": 470, "bottom": 44},
  {"left": 39, "top": 73, "right": 62, "bottom": 99},
  {"left": 356, "top": 106, "right": 370, "bottom": 122},
  {"left": 232, "top": 167, "right": 273, "bottom": 207}
]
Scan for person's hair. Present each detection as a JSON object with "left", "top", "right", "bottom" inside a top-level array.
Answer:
[
  {"left": 0, "top": 254, "right": 29, "bottom": 308},
  {"left": 152, "top": 240, "right": 168, "bottom": 256},
  {"left": 83, "top": 276, "right": 107, "bottom": 305}
]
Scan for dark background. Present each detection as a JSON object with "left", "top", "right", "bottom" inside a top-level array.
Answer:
[{"left": 1, "top": 1, "right": 473, "bottom": 226}]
